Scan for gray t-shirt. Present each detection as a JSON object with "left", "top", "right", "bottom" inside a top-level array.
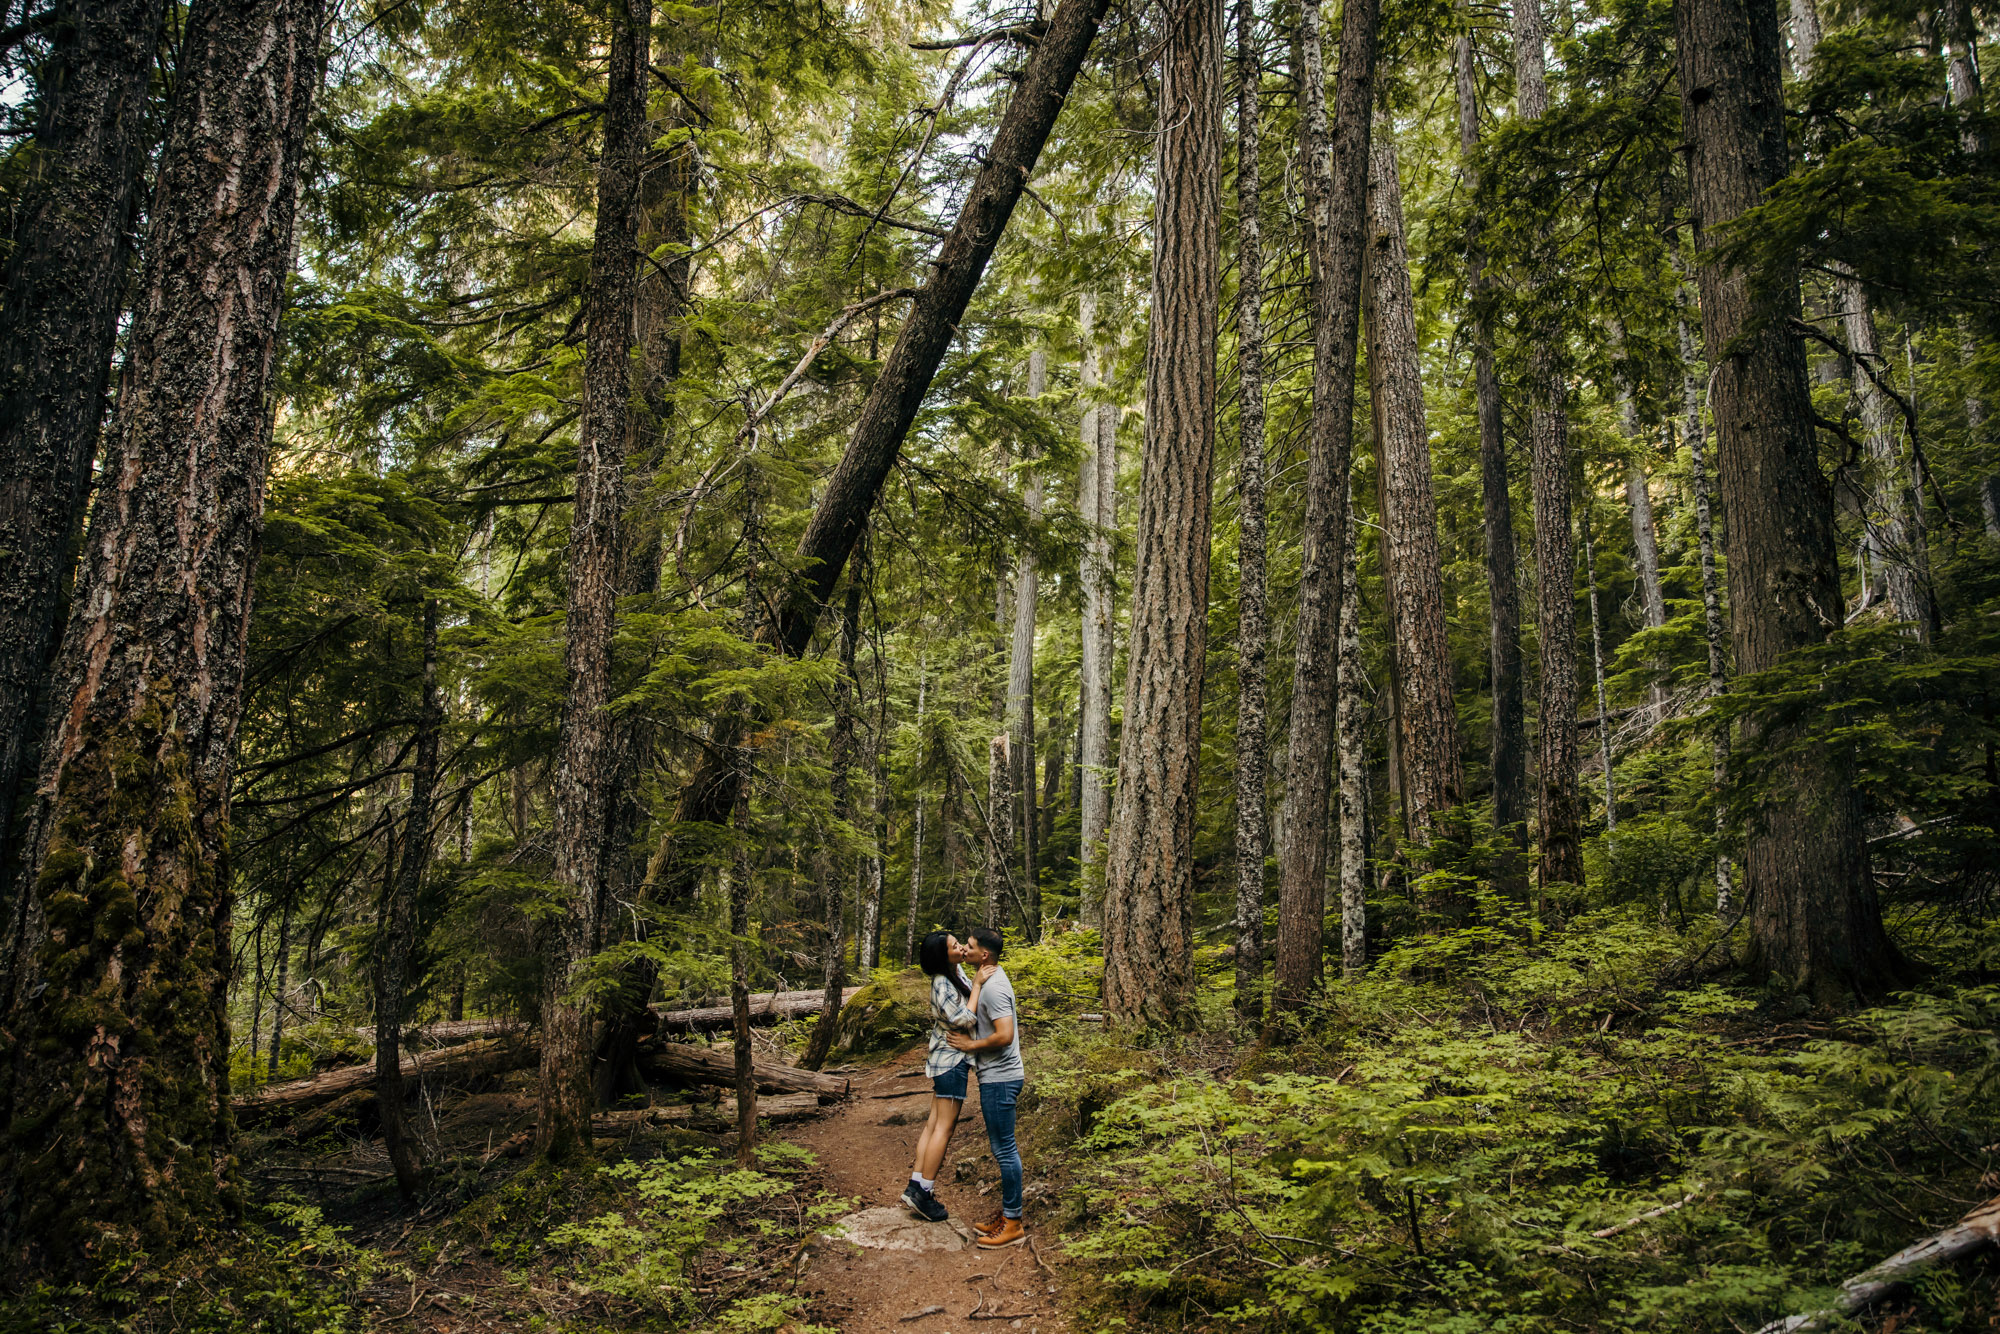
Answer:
[{"left": 973, "top": 966, "right": 1025, "bottom": 1084}]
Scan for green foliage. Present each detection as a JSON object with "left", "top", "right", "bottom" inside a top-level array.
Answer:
[{"left": 1044, "top": 912, "right": 2000, "bottom": 1333}]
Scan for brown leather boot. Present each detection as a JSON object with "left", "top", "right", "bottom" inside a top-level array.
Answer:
[
  {"left": 972, "top": 1212, "right": 1007, "bottom": 1236},
  {"left": 976, "top": 1216, "right": 1027, "bottom": 1248}
]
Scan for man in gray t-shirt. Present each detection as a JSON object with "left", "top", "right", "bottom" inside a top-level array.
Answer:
[{"left": 945, "top": 926, "right": 1028, "bottom": 1246}]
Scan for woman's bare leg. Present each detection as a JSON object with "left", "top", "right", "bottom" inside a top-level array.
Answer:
[{"left": 917, "top": 1096, "right": 962, "bottom": 1181}]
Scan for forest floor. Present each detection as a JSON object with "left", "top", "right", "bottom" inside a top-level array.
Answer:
[{"left": 231, "top": 1037, "right": 1082, "bottom": 1333}]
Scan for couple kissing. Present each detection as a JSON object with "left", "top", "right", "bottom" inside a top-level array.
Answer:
[{"left": 899, "top": 926, "right": 1027, "bottom": 1249}]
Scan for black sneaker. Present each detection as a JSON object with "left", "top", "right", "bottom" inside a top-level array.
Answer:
[
  {"left": 902, "top": 1182, "right": 949, "bottom": 1222},
  {"left": 900, "top": 1181, "right": 932, "bottom": 1218}
]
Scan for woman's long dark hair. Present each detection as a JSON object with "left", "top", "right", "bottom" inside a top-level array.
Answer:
[{"left": 919, "top": 931, "right": 971, "bottom": 998}]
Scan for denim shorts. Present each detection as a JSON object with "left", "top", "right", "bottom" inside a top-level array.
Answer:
[{"left": 931, "top": 1061, "right": 969, "bottom": 1101}]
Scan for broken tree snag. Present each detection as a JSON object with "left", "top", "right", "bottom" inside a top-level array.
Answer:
[
  {"left": 653, "top": 986, "right": 861, "bottom": 1034},
  {"left": 233, "top": 1036, "right": 535, "bottom": 1124},
  {"left": 650, "top": 0, "right": 1114, "bottom": 904},
  {"left": 1754, "top": 1194, "right": 2000, "bottom": 1334},
  {"left": 638, "top": 1040, "right": 851, "bottom": 1099}
]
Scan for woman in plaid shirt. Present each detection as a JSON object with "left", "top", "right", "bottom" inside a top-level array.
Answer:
[{"left": 900, "top": 931, "right": 985, "bottom": 1221}]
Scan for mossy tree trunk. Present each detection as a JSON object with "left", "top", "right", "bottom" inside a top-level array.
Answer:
[
  {"left": 537, "top": 0, "right": 650, "bottom": 1160},
  {"left": 0, "top": 0, "right": 168, "bottom": 926},
  {"left": 1272, "top": 0, "right": 1379, "bottom": 1018},
  {"left": 375, "top": 598, "right": 440, "bottom": 1199},
  {"left": 1679, "top": 0, "right": 1905, "bottom": 1000},
  {"left": 0, "top": 0, "right": 323, "bottom": 1275}
]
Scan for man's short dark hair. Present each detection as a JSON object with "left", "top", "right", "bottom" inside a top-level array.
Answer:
[{"left": 970, "top": 925, "right": 1004, "bottom": 960}]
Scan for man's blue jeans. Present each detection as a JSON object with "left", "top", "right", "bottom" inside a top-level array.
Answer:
[{"left": 979, "top": 1078, "right": 1025, "bottom": 1218}]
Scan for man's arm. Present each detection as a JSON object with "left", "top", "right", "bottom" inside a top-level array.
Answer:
[{"left": 947, "top": 1014, "right": 1014, "bottom": 1053}]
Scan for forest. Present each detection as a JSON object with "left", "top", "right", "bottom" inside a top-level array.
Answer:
[{"left": 0, "top": 0, "right": 1997, "bottom": 1326}]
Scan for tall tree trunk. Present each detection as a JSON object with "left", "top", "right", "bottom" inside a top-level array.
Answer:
[
  {"left": 801, "top": 571, "right": 863, "bottom": 1071},
  {"left": 268, "top": 902, "right": 292, "bottom": 1078},
  {"left": 1336, "top": 499, "right": 1368, "bottom": 976},
  {"left": 1455, "top": 20, "right": 1529, "bottom": 866},
  {"left": 1680, "top": 0, "right": 1904, "bottom": 999},
  {"left": 1077, "top": 294, "right": 1117, "bottom": 915},
  {"left": 1102, "top": 0, "right": 1221, "bottom": 1028},
  {"left": 0, "top": 0, "right": 168, "bottom": 914},
  {"left": 729, "top": 773, "right": 757, "bottom": 1165},
  {"left": 1009, "top": 349, "right": 1044, "bottom": 934},
  {"left": 986, "top": 731, "right": 1013, "bottom": 927},
  {"left": 1788, "top": 0, "right": 1935, "bottom": 641},
  {"left": 376, "top": 599, "right": 441, "bottom": 1199},
  {"left": 1364, "top": 121, "right": 1464, "bottom": 865},
  {"left": 1581, "top": 512, "right": 1617, "bottom": 833},
  {"left": 1513, "top": 0, "right": 1585, "bottom": 895},
  {"left": 536, "top": 0, "right": 649, "bottom": 1160},
  {"left": 907, "top": 652, "right": 927, "bottom": 961},
  {"left": 1271, "top": 0, "right": 1381, "bottom": 1019},
  {"left": 1231, "top": 0, "right": 1272, "bottom": 1026},
  {"left": 1942, "top": 0, "right": 1985, "bottom": 154},
  {"left": 649, "top": 0, "right": 1113, "bottom": 906},
  {"left": 859, "top": 632, "right": 887, "bottom": 972},
  {"left": 0, "top": 0, "right": 323, "bottom": 1273},
  {"left": 1680, "top": 310, "right": 1736, "bottom": 913}
]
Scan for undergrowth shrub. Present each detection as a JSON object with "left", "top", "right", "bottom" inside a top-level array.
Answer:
[{"left": 1044, "top": 909, "right": 2000, "bottom": 1333}]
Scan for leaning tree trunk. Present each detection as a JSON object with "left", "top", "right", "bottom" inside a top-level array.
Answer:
[
  {"left": 537, "top": 0, "right": 650, "bottom": 1161},
  {"left": 1679, "top": 0, "right": 1904, "bottom": 1000},
  {"left": 0, "top": 0, "right": 168, "bottom": 917},
  {"left": 1077, "top": 293, "right": 1117, "bottom": 915},
  {"left": 1230, "top": 0, "right": 1272, "bottom": 1026},
  {"left": 1581, "top": 510, "right": 1617, "bottom": 832},
  {"left": 0, "top": 0, "right": 323, "bottom": 1275},
  {"left": 648, "top": 0, "right": 1113, "bottom": 907},
  {"left": 1102, "top": 0, "right": 1221, "bottom": 1029},
  {"left": 1009, "top": 349, "right": 1044, "bottom": 934},
  {"left": 375, "top": 598, "right": 441, "bottom": 1199},
  {"left": 801, "top": 570, "right": 863, "bottom": 1072},
  {"left": 1454, "top": 20, "right": 1529, "bottom": 871},
  {"left": 1271, "top": 0, "right": 1381, "bottom": 1020},
  {"left": 1513, "top": 0, "right": 1585, "bottom": 896},
  {"left": 1364, "top": 122, "right": 1464, "bottom": 871}
]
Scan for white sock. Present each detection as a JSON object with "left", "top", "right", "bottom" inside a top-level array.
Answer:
[{"left": 918, "top": 1176, "right": 935, "bottom": 1191}]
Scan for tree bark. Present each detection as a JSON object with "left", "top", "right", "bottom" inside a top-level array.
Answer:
[
  {"left": 1271, "top": 0, "right": 1380, "bottom": 1019},
  {"left": 860, "top": 632, "right": 888, "bottom": 971},
  {"left": 986, "top": 731, "right": 1013, "bottom": 926},
  {"left": 1336, "top": 500, "right": 1368, "bottom": 976},
  {"left": 1454, "top": 21, "right": 1529, "bottom": 865},
  {"left": 1679, "top": 303, "right": 1736, "bottom": 913},
  {"left": 907, "top": 652, "right": 927, "bottom": 961},
  {"left": 1101, "top": 0, "right": 1220, "bottom": 1029},
  {"left": 728, "top": 776, "right": 758, "bottom": 1163},
  {"left": 1364, "top": 121, "right": 1464, "bottom": 862},
  {"left": 1513, "top": 0, "right": 1585, "bottom": 895},
  {"left": 1679, "top": 0, "right": 1904, "bottom": 998},
  {"left": 1077, "top": 294, "right": 1117, "bottom": 914},
  {"left": 537, "top": 0, "right": 650, "bottom": 1161},
  {"left": 1231, "top": 0, "right": 1271, "bottom": 1026},
  {"left": 1581, "top": 510, "right": 1617, "bottom": 832},
  {"left": 0, "top": 0, "right": 168, "bottom": 912},
  {"left": 1009, "top": 349, "right": 1044, "bottom": 934},
  {"left": 269, "top": 902, "right": 292, "bottom": 1079},
  {"left": 801, "top": 570, "right": 863, "bottom": 1071},
  {"left": 375, "top": 598, "right": 441, "bottom": 1199},
  {"left": 648, "top": 0, "right": 1113, "bottom": 906},
  {"left": 0, "top": 0, "right": 324, "bottom": 1271}
]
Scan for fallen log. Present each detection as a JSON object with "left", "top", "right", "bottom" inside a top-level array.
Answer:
[
  {"left": 235, "top": 1036, "right": 533, "bottom": 1124},
  {"left": 653, "top": 987, "right": 861, "bottom": 1034},
  {"left": 484, "top": 1093, "right": 823, "bottom": 1160},
  {"left": 348, "top": 1016, "right": 525, "bottom": 1047},
  {"left": 638, "top": 1040, "right": 850, "bottom": 1099},
  {"left": 1754, "top": 1193, "right": 2000, "bottom": 1334}
]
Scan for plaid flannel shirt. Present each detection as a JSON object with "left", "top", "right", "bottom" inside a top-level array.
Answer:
[{"left": 925, "top": 968, "right": 977, "bottom": 1078}]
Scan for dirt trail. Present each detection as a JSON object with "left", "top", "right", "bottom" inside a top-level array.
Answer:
[{"left": 787, "top": 1046, "right": 1073, "bottom": 1334}]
